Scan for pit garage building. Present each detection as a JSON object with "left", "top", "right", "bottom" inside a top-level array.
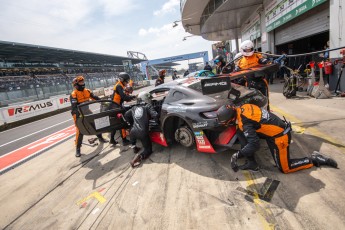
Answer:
[{"left": 181, "top": 0, "right": 345, "bottom": 91}]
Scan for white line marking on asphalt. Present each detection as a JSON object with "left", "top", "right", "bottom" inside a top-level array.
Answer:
[
  {"left": 0, "top": 119, "right": 72, "bottom": 148},
  {"left": 92, "top": 208, "right": 100, "bottom": 214},
  {"left": 0, "top": 111, "right": 71, "bottom": 133}
]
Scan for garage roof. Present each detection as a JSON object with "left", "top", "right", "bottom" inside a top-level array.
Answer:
[{"left": 181, "top": 0, "right": 263, "bottom": 41}]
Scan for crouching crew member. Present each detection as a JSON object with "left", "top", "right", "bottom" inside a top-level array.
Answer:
[
  {"left": 70, "top": 75, "right": 108, "bottom": 157},
  {"left": 110, "top": 72, "right": 136, "bottom": 146},
  {"left": 124, "top": 92, "right": 158, "bottom": 167},
  {"left": 216, "top": 103, "right": 338, "bottom": 173}
]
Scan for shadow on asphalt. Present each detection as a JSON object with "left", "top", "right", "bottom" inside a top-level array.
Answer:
[{"left": 78, "top": 127, "right": 342, "bottom": 212}]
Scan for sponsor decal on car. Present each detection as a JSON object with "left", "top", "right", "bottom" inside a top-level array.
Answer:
[
  {"left": 167, "top": 105, "right": 187, "bottom": 113},
  {"left": 195, "top": 134, "right": 206, "bottom": 145},
  {"left": 203, "top": 81, "right": 228, "bottom": 87},
  {"left": 192, "top": 121, "right": 208, "bottom": 128},
  {"left": 201, "top": 77, "right": 231, "bottom": 95}
]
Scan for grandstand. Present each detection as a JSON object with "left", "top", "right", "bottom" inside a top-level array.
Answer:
[{"left": 0, "top": 41, "right": 145, "bottom": 107}]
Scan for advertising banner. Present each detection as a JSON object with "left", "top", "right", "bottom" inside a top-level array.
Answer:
[
  {"left": 0, "top": 99, "right": 58, "bottom": 123},
  {"left": 56, "top": 95, "right": 71, "bottom": 109},
  {"left": 265, "top": 0, "right": 327, "bottom": 32},
  {"left": 104, "top": 87, "right": 113, "bottom": 97},
  {"left": 93, "top": 87, "right": 105, "bottom": 97}
]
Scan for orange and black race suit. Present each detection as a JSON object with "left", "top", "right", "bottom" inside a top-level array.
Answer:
[
  {"left": 112, "top": 81, "right": 135, "bottom": 106},
  {"left": 70, "top": 88, "right": 102, "bottom": 148},
  {"left": 110, "top": 81, "right": 135, "bottom": 142},
  {"left": 155, "top": 77, "right": 164, "bottom": 87},
  {"left": 236, "top": 104, "right": 313, "bottom": 173},
  {"left": 237, "top": 54, "right": 270, "bottom": 110}
]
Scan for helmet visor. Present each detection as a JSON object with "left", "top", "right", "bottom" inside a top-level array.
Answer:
[{"left": 243, "top": 48, "right": 254, "bottom": 53}]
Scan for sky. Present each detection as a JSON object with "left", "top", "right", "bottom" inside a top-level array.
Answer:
[{"left": 0, "top": 0, "right": 217, "bottom": 69}]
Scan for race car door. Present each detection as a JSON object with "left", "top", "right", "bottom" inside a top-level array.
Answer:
[{"left": 76, "top": 100, "right": 128, "bottom": 135}]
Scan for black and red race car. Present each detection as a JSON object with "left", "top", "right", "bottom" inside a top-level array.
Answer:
[{"left": 76, "top": 64, "right": 278, "bottom": 153}]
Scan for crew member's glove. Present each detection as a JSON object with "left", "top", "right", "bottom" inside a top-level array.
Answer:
[
  {"left": 234, "top": 66, "right": 241, "bottom": 72},
  {"left": 259, "top": 58, "right": 268, "bottom": 64},
  {"left": 230, "top": 151, "right": 241, "bottom": 172}
]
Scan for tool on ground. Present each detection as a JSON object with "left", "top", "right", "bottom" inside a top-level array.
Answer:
[{"left": 312, "top": 61, "right": 332, "bottom": 99}]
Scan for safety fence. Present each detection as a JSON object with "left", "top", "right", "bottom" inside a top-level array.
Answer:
[{"left": 0, "top": 80, "right": 150, "bottom": 125}]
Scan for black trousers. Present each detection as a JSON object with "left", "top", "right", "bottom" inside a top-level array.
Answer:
[{"left": 131, "top": 134, "right": 152, "bottom": 159}]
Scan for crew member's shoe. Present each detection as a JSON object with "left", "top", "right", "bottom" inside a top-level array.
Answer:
[
  {"left": 133, "top": 146, "right": 141, "bottom": 154},
  {"left": 75, "top": 148, "right": 81, "bottom": 157},
  {"left": 130, "top": 154, "right": 143, "bottom": 168},
  {"left": 98, "top": 137, "right": 109, "bottom": 143},
  {"left": 109, "top": 140, "right": 119, "bottom": 147},
  {"left": 122, "top": 138, "right": 131, "bottom": 146},
  {"left": 141, "top": 151, "right": 152, "bottom": 160},
  {"left": 230, "top": 152, "right": 240, "bottom": 172},
  {"left": 238, "top": 160, "right": 259, "bottom": 172},
  {"left": 311, "top": 152, "right": 338, "bottom": 168}
]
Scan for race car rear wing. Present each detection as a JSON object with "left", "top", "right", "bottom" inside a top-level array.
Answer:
[{"left": 201, "top": 63, "right": 279, "bottom": 96}]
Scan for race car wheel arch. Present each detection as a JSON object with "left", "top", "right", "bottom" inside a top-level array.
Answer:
[{"left": 163, "top": 116, "right": 195, "bottom": 148}]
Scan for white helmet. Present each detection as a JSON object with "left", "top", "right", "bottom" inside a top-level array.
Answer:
[
  {"left": 137, "top": 91, "right": 151, "bottom": 104},
  {"left": 234, "top": 52, "right": 242, "bottom": 60},
  {"left": 240, "top": 40, "right": 254, "bottom": 57}
]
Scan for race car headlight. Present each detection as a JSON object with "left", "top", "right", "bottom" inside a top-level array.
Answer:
[{"left": 202, "top": 111, "right": 217, "bottom": 119}]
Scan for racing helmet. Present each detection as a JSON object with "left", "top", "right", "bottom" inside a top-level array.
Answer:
[
  {"left": 214, "top": 55, "right": 224, "bottom": 65},
  {"left": 240, "top": 40, "right": 254, "bottom": 57},
  {"left": 118, "top": 72, "right": 131, "bottom": 83},
  {"left": 159, "top": 69, "right": 166, "bottom": 77},
  {"left": 217, "top": 104, "right": 237, "bottom": 126},
  {"left": 234, "top": 52, "right": 242, "bottom": 60},
  {"left": 137, "top": 91, "right": 151, "bottom": 104},
  {"left": 73, "top": 75, "right": 85, "bottom": 91}
]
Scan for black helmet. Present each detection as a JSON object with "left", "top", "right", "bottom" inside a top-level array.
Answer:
[
  {"left": 119, "top": 72, "right": 130, "bottom": 83},
  {"left": 214, "top": 55, "right": 225, "bottom": 64},
  {"left": 217, "top": 104, "right": 237, "bottom": 126}
]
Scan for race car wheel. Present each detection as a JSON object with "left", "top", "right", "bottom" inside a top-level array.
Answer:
[{"left": 174, "top": 126, "right": 194, "bottom": 148}]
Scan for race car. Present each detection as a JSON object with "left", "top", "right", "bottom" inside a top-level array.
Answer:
[
  {"left": 185, "top": 70, "right": 215, "bottom": 78},
  {"left": 75, "top": 64, "right": 278, "bottom": 153}
]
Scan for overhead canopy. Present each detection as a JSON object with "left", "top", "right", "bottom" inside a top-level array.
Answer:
[
  {"left": 0, "top": 40, "right": 144, "bottom": 65},
  {"left": 181, "top": 0, "right": 263, "bottom": 41}
]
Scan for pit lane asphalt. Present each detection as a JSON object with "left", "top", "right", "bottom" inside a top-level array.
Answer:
[{"left": 1, "top": 78, "right": 345, "bottom": 230}]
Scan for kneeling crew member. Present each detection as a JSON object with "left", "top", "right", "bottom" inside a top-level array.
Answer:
[
  {"left": 217, "top": 104, "right": 338, "bottom": 173},
  {"left": 125, "top": 92, "right": 158, "bottom": 167},
  {"left": 70, "top": 75, "right": 108, "bottom": 157}
]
